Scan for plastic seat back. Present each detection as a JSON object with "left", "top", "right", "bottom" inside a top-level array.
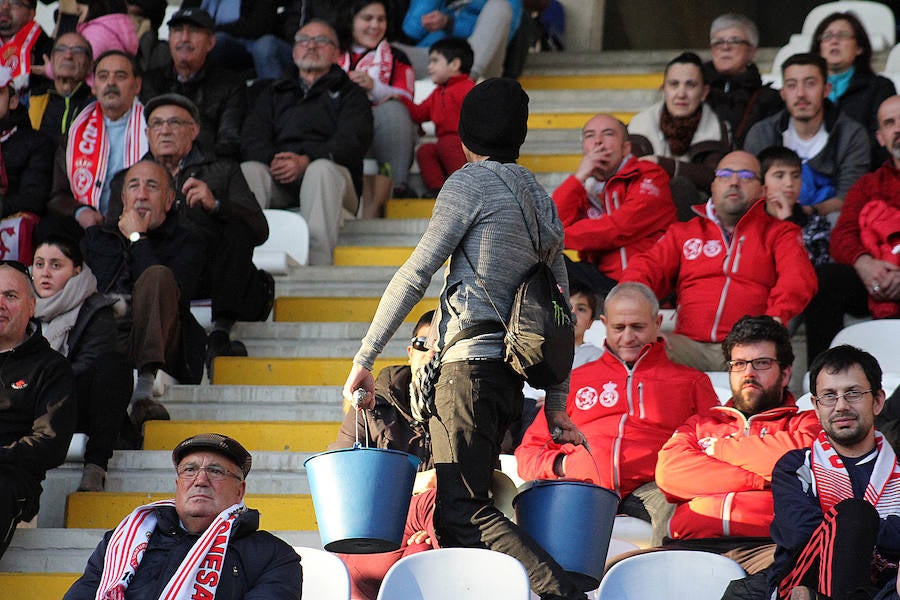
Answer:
[
  {"left": 596, "top": 550, "right": 745, "bottom": 599},
  {"left": 293, "top": 546, "right": 351, "bottom": 600}
]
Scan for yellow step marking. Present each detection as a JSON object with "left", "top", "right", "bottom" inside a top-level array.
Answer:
[
  {"left": 519, "top": 73, "right": 663, "bottom": 90},
  {"left": 334, "top": 246, "right": 418, "bottom": 266},
  {"left": 211, "top": 356, "right": 397, "bottom": 386},
  {"left": 0, "top": 573, "right": 80, "bottom": 598},
  {"left": 385, "top": 198, "right": 435, "bottom": 218},
  {"left": 528, "top": 111, "right": 636, "bottom": 129},
  {"left": 143, "top": 420, "right": 341, "bottom": 452},
  {"left": 275, "top": 296, "right": 439, "bottom": 322}
]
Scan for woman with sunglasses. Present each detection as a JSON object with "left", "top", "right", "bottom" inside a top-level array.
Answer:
[{"left": 32, "top": 236, "right": 132, "bottom": 491}]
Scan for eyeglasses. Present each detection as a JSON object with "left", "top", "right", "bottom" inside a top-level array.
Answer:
[
  {"left": 0, "top": 0, "right": 32, "bottom": 8},
  {"left": 52, "top": 44, "right": 91, "bottom": 56},
  {"left": 710, "top": 37, "right": 751, "bottom": 49},
  {"left": 410, "top": 336, "right": 428, "bottom": 352},
  {"left": 819, "top": 31, "right": 855, "bottom": 42},
  {"left": 148, "top": 117, "right": 194, "bottom": 130},
  {"left": 715, "top": 168, "right": 759, "bottom": 181},
  {"left": 177, "top": 463, "right": 243, "bottom": 482},
  {"left": 814, "top": 389, "right": 872, "bottom": 407},
  {"left": 294, "top": 34, "right": 336, "bottom": 47},
  {"left": 727, "top": 357, "right": 779, "bottom": 372}
]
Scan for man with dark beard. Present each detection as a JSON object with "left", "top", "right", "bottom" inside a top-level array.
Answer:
[{"left": 653, "top": 316, "right": 820, "bottom": 575}]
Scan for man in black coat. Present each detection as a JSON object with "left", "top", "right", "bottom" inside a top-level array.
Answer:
[{"left": 82, "top": 159, "right": 206, "bottom": 427}]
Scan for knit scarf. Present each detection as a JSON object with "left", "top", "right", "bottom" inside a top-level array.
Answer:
[
  {"left": 94, "top": 499, "right": 246, "bottom": 600},
  {"left": 811, "top": 430, "right": 900, "bottom": 517},
  {"left": 659, "top": 104, "right": 702, "bottom": 157},
  {"left": 0, "top": 20, "right": 42, "bottom": 81},
  {"left": 338, "top": 41, "right": 411, "bottom": 101},
  {"left": 66, "top": 99, "right": 147, "bottom": 211},
  {"left": 34, "top": 266, "right": 97, "bottom": 356}
]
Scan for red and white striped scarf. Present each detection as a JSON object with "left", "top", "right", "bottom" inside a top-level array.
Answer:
[
  {"left": 811, "top": 430, "right": 900, "bottom": 517},
  {"left": 66, "top": 99, "right": 147, "bottom": 211},
  {"left": 0, "top": 21, "right": 42, "bottom": 81},
  {"left": 338, "top": 40, "right": 412, "bottom": 101},
  {"left": 94, "top": 499, "right": 245, "bottom": 600}
]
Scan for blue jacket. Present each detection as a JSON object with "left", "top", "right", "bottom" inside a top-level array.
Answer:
[{"left": 402, "top": 0, "right": 522, "bottom": 46}]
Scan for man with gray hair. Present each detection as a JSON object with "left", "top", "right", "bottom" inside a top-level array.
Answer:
[
  {"left": 703, "top": 13, "right": 783, "bottom": 148},
  {"left": 0, "top": 260, "right": 75, "bottom": 558}
]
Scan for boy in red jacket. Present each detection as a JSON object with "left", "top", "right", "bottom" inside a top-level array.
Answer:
[{"left": 399, "top": 37, "right": 474, "bottom": 196}]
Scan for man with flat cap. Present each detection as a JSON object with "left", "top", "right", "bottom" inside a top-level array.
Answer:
[{"left": 63, "top": 433, "right": 302, "bottom": 600}]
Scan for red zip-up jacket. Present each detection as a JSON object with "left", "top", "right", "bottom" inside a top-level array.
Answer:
[
  {"left": 830, "top": 159, "right": 900, "bottom": 265},
  {"left": 552, "top": 155, "right": 675, "bottom": 281},
  {"left": 656, "top": 397, "right": 820, "bottom": 539},
  {"left": 515, "top": 340, "right": 718, "bottom": 499},
  {"left": 621, "top": 199, "right": 816, "bottom": 343},
  {"left": 399, "top": 74, "right": 474, "bottom": 138}
]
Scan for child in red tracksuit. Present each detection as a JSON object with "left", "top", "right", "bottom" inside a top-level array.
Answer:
[{"left": 399, "top": 37, "right": 474, "bottom": 196}]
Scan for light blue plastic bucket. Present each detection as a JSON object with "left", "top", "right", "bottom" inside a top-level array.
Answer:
[
  {"left": 514, "top": 480, "right": 619, "bottom": 591},
  {"left": 304, "top": 447, "right": 420, "bottom": 553}
]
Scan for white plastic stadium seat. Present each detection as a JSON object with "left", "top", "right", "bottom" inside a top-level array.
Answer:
[
  {"left": 252, "top": 209, "right": 310, "bottom": 273},
  {"left": 883, "top": 43, "right": 900, "bottom": 89},
  {"left": 610, "top": 515, "right": 653, "bottom": 548},
  {"left": 705, "top": 371, "right": 732, "bottom": 404},
  {"left": 795, "top": 1, "right": 895, "bottom": 52},
  {"left": 764, "top": 41, "right": 811, "bottom": 87},
  {"left": 830, "top": 319, "right": 900, "bottom": 370},
  {"left": 606, "top": 537, "right": 640, "bottom": 562},
  {"left": 595, "top": 550, "right": 746, "bottom": 599},
  {"left": 377, "top": 548, "right": 530, "bottom": 600},
  {"left": 293, "top": 546, "right": 351, "bottom": 600}
]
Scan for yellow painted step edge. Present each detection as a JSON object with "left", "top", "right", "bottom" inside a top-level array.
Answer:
[
  {"left": 519, "top": 73, "right": 663, "bottom": 90},
  {"left": 0, "top": 573, "right": 80, "bottom": 599},
  {"left": 275, "top": 297, "right": 439, "bottom": 322},
  {"left": 143, "top": 420, "right": 340, "bottom": 452},
  {"left": 212, "top": 356, "right": 400, "bottom": 386},
  {"left": 333, "top": 246, "right": 417, "bottom": 266},
  {"left": 528, "top": 111, "right": 635, "bottom": 129}
]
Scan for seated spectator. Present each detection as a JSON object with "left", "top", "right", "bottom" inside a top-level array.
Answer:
[
  {"left": 703, "top": 13, "right": 782, "bottom": 148},
  {"left": 744, "top": 53, "right": 869, "bottom": 219},
  {"left": 398, "top": 37, "right": 474, "bottom": 198},
  {"left": 554, "top": 112, "right": 674, "bottom": 297},
  {"left": 654, "top": 316, "right": 820, "bottom": 574},
  {"left": 107, "top": 93, "right": 272, "bottom": 376},
  {"left": 0, "top": 260, "right": 74, "bottom": 559},
  {"left": 81, "top": 160, "right": 206, "bottom": 427},
  {"left": 810, "top": 11, "right": 896, "bottom": 167},
  {"left": 31, "top": 236, "right": 131, "bottom": 491},
  {"left": 399, "top": 0, "right": 520, "bottom": 80},
  {"left": 337, "top": 0, "right": 417, "bottom": 212},
  {"left": 758, "top": 145, "right": 831, "bottom": 265},
  {"left": 62, "top": 433, "right": 302, "bottom": 599},
  {"left": 0, "top": 64, "right": 54, "bottom": 220},
  {"left": 516, "top": 282, "right": 719, "bottom": 545},
  {"left": 0, "top": 0, "right": 53, "bottom": 95},
  {"left": 181, "top": 0, "right": 292, "bottom": 80},
  {"left": 240, "top": 20, "right": 373, "bottom": 265},
  {"left": 140, "top": 7, "right": 246, "bottom": 160},
  {"left": 621, "top": 151, "right": 816, "bottom": 372},
  {"left": 27, "top": 32, "right": 94, "bottom": 141},
  {"left": 804, "top": 95, "right": 900, "bottom": 365},
  {"left": 628, "top": 52, "right": 731, "bottom": 221},
  {"left": 49, "top": 50, "right": 147, "bottom": 231}
]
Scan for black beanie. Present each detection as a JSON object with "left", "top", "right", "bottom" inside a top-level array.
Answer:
[{"left": 458, "top": 78, "right": 529, "bottom": 163}]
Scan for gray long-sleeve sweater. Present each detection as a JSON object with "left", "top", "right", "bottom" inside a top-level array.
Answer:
[{"left": 353, "top": 159, "right": 571, "bottom": 410}]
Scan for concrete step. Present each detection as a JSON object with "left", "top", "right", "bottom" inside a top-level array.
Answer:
[
  {"left": 342, "top": 218, "right": 429, "bottom": 235},
  {"left": 273, "top": 296, "right": 438, "bottom": 322},
  {"left": 211, "top": 356, "right": 397, "bottom": 385},
  {"left": 0, "top": 528, "right": 322, "bottom": 573},
  {"left": 520, "top": 48, "right": 780, "bottom": 74},
  {"left": 143, "top": 421, "right": 340, "bottom": 452},
  {"left": 241, "top": 337, "right": 408, "bottom": 358},
  {"left": 66, "top": 492, "right": 318, "bottom": 530},
  {"left": 520, "top": 72, "right": 662, "bottom": 90},
  {"left": 161, "top": 384, "right": 345, "bottom": 421},
  {"left": 228, "top": 321, "right": 413, "bottom": 357}
]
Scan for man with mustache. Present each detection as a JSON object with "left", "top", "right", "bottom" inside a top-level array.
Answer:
[
  {"left": 49, "top": 51, "right": 147, "bottom": 232},
  {"left": 240, "top": 19, "right": 371, "bottom": 265},
  {"left": 141, "top": 8, "right": 245, "bottom": 160},
  {"left": 552, "top": 114, "right": 675, "bottom": 299},
  {"left": 744, "top": 53, "right": 869, "bottom": 219},
  {"left": 62, "top": 433, "right": 301, "bottom": 599},
  {"left": 621, "top": 151, "right": 816, "bottom": 372},
  {"left": 653, "top": 316, "right": 820, "bottom": 575},
  {"left": 768, "top": 345, "right": 900, "bottom": 600},
  {"left": 81, "top": 160, "right": 206, "bottom": 427},
  {"left": 27, "top": 32, "right": 94, "bottom": 140},
  {"left": 805, "top": 95, "right": 900, "bottom": 366}
]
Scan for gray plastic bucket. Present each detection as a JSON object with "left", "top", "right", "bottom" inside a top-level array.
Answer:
[
  {"left": 514, "top": 480, "right": 619, "bottom": 591},
  {"left": 304, "top": 447, "right": 420, "bottom": 553}
]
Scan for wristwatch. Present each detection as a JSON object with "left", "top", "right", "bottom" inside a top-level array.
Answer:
[{"left": 129, "top": 231, "right": 146, "bottom": 243}]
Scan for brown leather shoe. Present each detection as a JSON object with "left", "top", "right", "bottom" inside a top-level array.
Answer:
[{"left": 130, "top": 397, "right": 170, "bottom": 427}]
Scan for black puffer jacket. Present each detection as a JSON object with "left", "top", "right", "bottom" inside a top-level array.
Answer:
[
  {"left": 63, "top": 505, "right": 302, "bottom": 600},
  {"left": 703, "top": 61, "right": 783, "bottom": 149},
  {"left": 241, "top": 64, "right": 373, "bottom": 198},
  {"left": 0, "top": 108, "right": 55, "bottom": 217},
  {"left": 832, "top": 69, "right": 897, "bottom": 167},
  {"left": 141, "top": 63, "right": 247, "bottom": 160},
  {"left": 65, "top": 292, "right": 117, "bottom": 378}
]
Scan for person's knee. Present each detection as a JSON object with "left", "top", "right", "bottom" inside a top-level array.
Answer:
[
  {"left": 250, "top": 35, "right": 287, "bottom": 61},
  {"left": 133, "top": 266, "right": 179, "bottom": 305}
]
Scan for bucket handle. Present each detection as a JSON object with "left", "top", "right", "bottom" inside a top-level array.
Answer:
[
  {"left": 534, "top": 433, "right": 603, "bottom": 484},
  {"left": 352, "top": 388, "right": 370, "bottom": 449}
]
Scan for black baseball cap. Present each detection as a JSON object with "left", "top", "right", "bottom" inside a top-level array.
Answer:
[
  {"left": 167, "top": 8, "right": 215, "bottom": 31},
  {"left": 172, "top": 433, "right": 253, "bottom": 478}
]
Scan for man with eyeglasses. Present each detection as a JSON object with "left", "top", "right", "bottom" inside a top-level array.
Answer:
[
  {"left": 767, "top": 345, "right": 900, "bottom": 600},
  {"left": 107, "top": 93, "right": 272, "bottom": 380},
  {"left": 141, "top": 8, "right": 246, "bottom": 161},
  {"left": 622, "top": 151, "right": 816, "bottom": 372},
  {"left": 0, "top": 0, "right": 52, "bottom": 95},
  {"left": 702, "top": 13, "right": 783, "bottom": 148},
  {"left": 744, "top": 53, "right": 869, "bottom": 219},
  {"left": 240, "top": 19, "right": 372, "bottom": 265},
  {"left": 0, "top": 259, "right": 75, "bottom": 560},
  {"left": 27, "top": 32, "right": 94, "bottom": 140},
  {"left": 651, "top": 315, "right": 819, "bottom": 578},
  {"left": 63, "top": 433, "right": 302, "bottom": 600}
]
